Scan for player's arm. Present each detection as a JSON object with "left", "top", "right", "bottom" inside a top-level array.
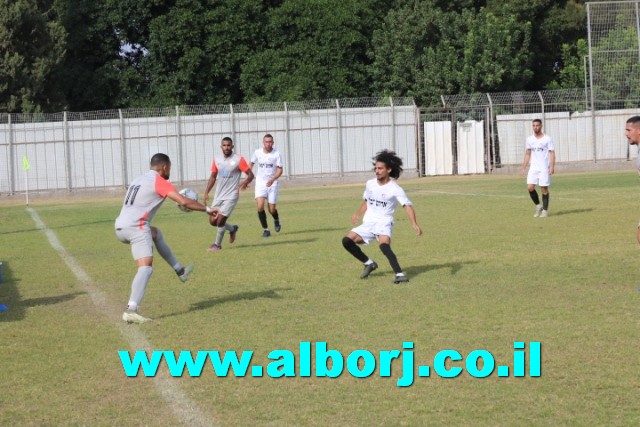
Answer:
[
  {"left": 167, "top": 190, "right": 218, "bottom": 215},
  {"left": 240, "top": 168, "right": 254, "bottom": 190},
  {"left": 238, "top": 157, "right": 254, "bottom": 190},
  {"left": 267, "top": 167, "right": 283, "bottom": 187},
  {"left": 403, "top": 204, "right": 423, "bottom": 236},
  {"left": 351, "top": 199, "right": 367, "bottom": 224},
  {"left": 549, "top": 150, "right": 556, "bottom": 175},
  {"left": 521, "top": 149, "right": 532, "bottom": 176},
  {"left": 204, "top": 171, "right": 217, "bottom": 205}
]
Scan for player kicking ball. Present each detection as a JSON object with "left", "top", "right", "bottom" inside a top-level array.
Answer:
[{"left": 341, "top": 150, "right": 422, "bottom": 284}]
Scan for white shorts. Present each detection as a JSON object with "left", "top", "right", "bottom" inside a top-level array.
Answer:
[
  {"left": 255, "top": 180, "right": 280, "bottom": 204},
  {"left": 527, "top": 169, "right": 551, "bottom": 187},
  {"left": 351, "top": 219, "right": 394, "bottom": 245},
  {"left": 211, "top": 198, "right": 238, "bottom": 217},
  {"left": 116, "top": 226, "right": 153, "bottom": 260}
]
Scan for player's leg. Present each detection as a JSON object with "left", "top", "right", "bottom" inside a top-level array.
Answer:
[
  {"left": 378, "top": 235, "right": 408, "bottom": 283},
  {"left": 221, "top": 201, "right": 240, "bottom": 244},
  {"left": 119, "top": 228, "right": 154, "bottom": 323},
  {"left": 342, "top": 229, "right": 378, "bottom": 278},
  {"left": 255, "top": 181, "right": 270, "bottom": 236},
  {"left": 151, "top": 227, "right": 192, "bottom": 281},
  {"left": 267, "top": 184, "right": 281, "bottom": 232},
  {"left": 208, "top": 214, "right": 227, "bottom": 251},
  {"left": 527, "top": 171, "right": 543, "bottom": 217},
  {"left": 539, "top": 170, "right": 551, "bottom": 217}
]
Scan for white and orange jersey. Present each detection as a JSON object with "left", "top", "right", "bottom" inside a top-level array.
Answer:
[
  {"left": 526, "top": 134, "right": 555, "bottom": 171},
  {"left": 211, "top": 154, "right": 251, "bottom": 201},
  {"left": 251, "top": 148, "right": 283, "bottom": 182},
  {"left": 115, "top": 170, "right": 175, "bottom": 229},
  {"left": 361, "top": 178, "right": 412, "bottom": 224}
]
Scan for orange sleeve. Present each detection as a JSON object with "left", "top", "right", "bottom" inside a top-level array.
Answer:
[
  {"left": 155, "top": 175, "right": 176, "bottom": 197},
  {"left": 211, "top": 159, "right": 218, "bottom": 173},
  {"left": 238, "top": 156, "right": 250, "bottom": 172}
]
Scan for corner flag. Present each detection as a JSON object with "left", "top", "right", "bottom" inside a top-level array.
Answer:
[{"left": 22, "top": 156, "right": 30, "bottom": 171}]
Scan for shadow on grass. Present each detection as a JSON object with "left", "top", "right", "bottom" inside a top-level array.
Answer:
[
  {"left": 551, "top": 208, "right": 593, "bottom": 217},
  {"left": 237, "top": 237, "right": 318, "bottom": 249},
  {"left": 156, "top": 287, "right": 293, "bottom": 320},
  {"left": 0, "top": 262, "right": 86, "bottom": 321},
  {"left": 404, "top": 260, "right": 480, "bottom": 280},
  {"left": 282, "top": 226, "right": 345, "bottom": 236},
  {"left": 21, "top": 292, "right": 86, "bottom": 307}
]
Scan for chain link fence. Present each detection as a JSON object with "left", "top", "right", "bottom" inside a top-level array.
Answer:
[
  {"left": 0, "top": 97, "right": 417, "bottom": 195},
  {"left": 587, "top": 0, "right": 640, "bottom": 110}
]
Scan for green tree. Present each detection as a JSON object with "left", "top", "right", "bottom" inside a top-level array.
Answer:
[
  {"left": 0, "top": 0, "right": 66, "bottom": 113},
  {"left": 53, "top": 0, "right": 123, "bottom": 111},
  {"left": 240, "top": 0, "right": 390, "bottom": 102},
  {"left": 371, "top": 1, "right": 532, "bottom": 105},
  {"left": 487, "top": 0, "right": 586, "bottom": 90},
  {"left": 108, "top": 0, "right": 265, "bottom": 107},
  {"left": 547, "top": 38, "right": 588, "bottom": 90}
]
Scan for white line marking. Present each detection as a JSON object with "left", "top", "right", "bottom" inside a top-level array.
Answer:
[{"left": 27, "top": 207, "right": 216, "bottom": 427}]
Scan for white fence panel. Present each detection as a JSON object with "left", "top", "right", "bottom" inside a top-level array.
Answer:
[
  {"left": 457, "top": 121, "right": 485, "bottom": 174},
  {"left": 425, "top": 121, "right": 453, "bottom": 175}
]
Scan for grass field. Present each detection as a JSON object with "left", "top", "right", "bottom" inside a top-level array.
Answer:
[{"left": 1, "top": 170, "right": 639, "bottom": 426}]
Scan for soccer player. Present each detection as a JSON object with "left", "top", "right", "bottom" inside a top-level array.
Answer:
[
  {"left": 250, "top": 133, "right": 284, "bottom": 237},
  {"left": 625, "top": 116, "right": 640, "bottom": 243},
  {"left": 341, "top": 150, "right": 422, "bottom": 284},
  {"left": 521, "top": 119, "right": 556, "bottom": 218},
  {"left": 203, "top": 137, "right": 254, "bottom": 251},
  {"left": 115, "top": 153, "right": 218, "bottom": 323}
]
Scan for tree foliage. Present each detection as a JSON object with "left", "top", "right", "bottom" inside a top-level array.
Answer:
[
  {"left": 0, "top": 0, "right": 593, "bottom": 112},
  {"left": 371, "top": 1, "right": 532, "bottom": 105},
  {"left": 0, "top": 0, "right": 66, "bottom": 113},
  {"left": 240, "top": 0, "right": 390, "bottom": 102}
]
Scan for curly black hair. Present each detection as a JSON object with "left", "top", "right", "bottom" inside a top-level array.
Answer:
[{"left": 373, "top": 150, "right": 403, "bottom": 179}]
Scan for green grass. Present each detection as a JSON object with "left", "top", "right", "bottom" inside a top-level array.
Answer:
[{"left": 1, "top": 171, "right": 639, "bottom": 426}]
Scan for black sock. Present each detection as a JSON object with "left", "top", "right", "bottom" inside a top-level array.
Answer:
[
  {"left": 272, "top": 209, "right": 279, "bottom": 221},
  {"left": 529, "top": 190, "right": 540, "bottom": 205},
  {"left": 258, "top": 210, "right": 268, "bottom": 229},
  {"left": 542, "top": 193, "right": 549, "bottom": 210},
  {"left": 342, "top": 237, "right": 369, "bottom": 263},
  {"left": 380, "top": 243, "right": 402, "bottom": 274}
]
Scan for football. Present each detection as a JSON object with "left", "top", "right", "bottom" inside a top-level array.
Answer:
[{"left": 177, "top": 188, "right": 199, "bottom": 212}]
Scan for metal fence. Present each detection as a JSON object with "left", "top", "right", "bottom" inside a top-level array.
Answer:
[
  {"left": 419, "top": 88, "right": 639, "bottom": 176},
  {"left": 587, "top": 0, "right": 640, "bottom": 110},
  {"left": 0, "top": 98, "right": 418, "bottom": 194},
  {"left": 2, "top": 91, "right": 639, "bottom": 194}
]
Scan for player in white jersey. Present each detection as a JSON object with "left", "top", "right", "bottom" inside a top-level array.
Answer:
[
  {"left": 115, "top": 153, "right": 218, "bottom": 323},
  {"left": 342, "top": 150, "right": 422, "bottom": 284},
  {"left": 250, "top": 133, "right": 283, "bottom": 237},
  {"left": 521, "top": 119, "right": 556, "bottom": 218},
  {"left": 203, "top": 137, "right": 254, "bottom": 251},
  {"left": 625, "top": 116, "right": 640, "bottom": 243}
]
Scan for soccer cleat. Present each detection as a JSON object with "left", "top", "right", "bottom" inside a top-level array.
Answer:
[
  {"left": 274, "top": 220, "right": 281, "bottom": 232},
  {"left": 229, "top": 225, "right": 239, "bottom": 244},
  {"left": 122, "top": 310, "right": 151, "bottom": 324},
  {"left": 208, "top": 244, "right": 222, "bottom": 252},
  {"left": 539, "top": 209, "right": 548, "bottom": 218},
  {"left": 178, "top": 264, "right": 194, "bottom": 282},
  {"left": 393, "top": 275, "right": 410, "bottom": 284},
  {"left": 360, "top": 262, "right": 378, "bottom": 279},
  {"left": 534, "top": 204, "right": 543, "bottom": 217},
  {"left": 262, "top": 230, "right": 271, "bottom": 238}
]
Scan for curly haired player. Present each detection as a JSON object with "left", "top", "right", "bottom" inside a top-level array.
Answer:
[{"left": 341, "top": 150, "right": 422, "bottom": 284}]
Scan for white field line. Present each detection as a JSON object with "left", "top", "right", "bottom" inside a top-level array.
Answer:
[{"left": 27, "top": 207, "right": 216, "bottom": 427}]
